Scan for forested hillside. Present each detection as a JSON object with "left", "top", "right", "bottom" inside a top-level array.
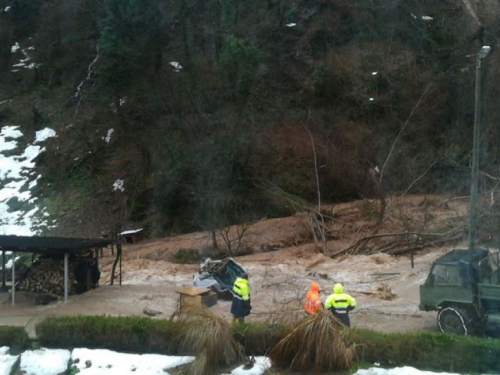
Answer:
[{"left": 0, "top": 0, "right": 499, "bottom": 237}]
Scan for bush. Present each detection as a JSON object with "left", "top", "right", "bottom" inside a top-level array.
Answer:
[
  {"left": 36, "top": 316, "right": 186, "bottom": 354},
  {"left": 36, "top": 315, "right": 291, "bottom": 356},
  {"left": 177, "top": 307, "right": 244, "bottom": 375},
  {"left": 347, "top": 328, "right": 500, "bottom": 374},
  {"left": 0, "top": 326, "right": 30, "bottom": 354},
  {"left": 169, "top": 248, "right": 201, "bottom": 264},
  {"left": 269, "top": 311, "right": 355, "bottom": 372},
  {"left": 232, "top": 322, "right": 291, "bottom": 356}
]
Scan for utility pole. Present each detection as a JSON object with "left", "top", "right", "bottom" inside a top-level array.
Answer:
[{"left": 468, "top": 46, "right": 491, "bottom": 251}]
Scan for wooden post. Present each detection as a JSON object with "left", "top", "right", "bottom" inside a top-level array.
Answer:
[
  {"left": 94, "top": 249, "right": 99, "bottom": 272},
  {"left": 64, "top": 252, "right": 69, "bottom": 302},
  {"left": 110, "top": 224, "right": 122, "bottom": 286},
  {"left": 110, "top": 238, "right": 122, "bottom": 285},
  {"left": 11, "top": 252, "right": 15, "bottom": 305},
  {"left": 119, "top": 242, "right": 122, "bottom": 285},
  {"left": 1, "top": 251, "right": 5, "bottom": 289}
]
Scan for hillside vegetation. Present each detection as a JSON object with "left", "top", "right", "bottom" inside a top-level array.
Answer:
[{"left": 1, "top": 0, "right": 500, "bottom": 239}]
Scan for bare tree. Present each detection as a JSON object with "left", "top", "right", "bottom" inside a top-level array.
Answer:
[
  {"left": 371, "top": 84, "right": 433, "bottom": 233},
  {"left": 215, "top": 221, "right": 253, "bottom": 257},
  {"left": 110, "top": 195, "right": 127, "bottom": 286},
  {"left": 302, "top": 110, "right": 328, "bottom": 252}
]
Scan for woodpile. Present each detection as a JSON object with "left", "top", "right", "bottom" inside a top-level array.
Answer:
[{"left": 19, "top": 257, "right": 78, "bottom": 295}]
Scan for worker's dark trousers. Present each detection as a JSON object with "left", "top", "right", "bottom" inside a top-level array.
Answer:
[{"left": 332, "top": 311, "right": 350, "bottom": 327}]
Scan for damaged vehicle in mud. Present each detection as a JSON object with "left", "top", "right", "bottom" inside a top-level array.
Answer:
[{"left": 193, "top": 257, "right": 248, "bottom": 299}]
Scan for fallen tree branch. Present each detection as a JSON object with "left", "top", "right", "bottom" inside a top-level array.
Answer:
[{"left": 330, "top": 226, "right": 466, "bottom": 258}]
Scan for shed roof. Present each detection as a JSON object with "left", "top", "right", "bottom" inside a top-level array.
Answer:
[{"left": 0, "top": 235, "right": 113, "bottom": 254}]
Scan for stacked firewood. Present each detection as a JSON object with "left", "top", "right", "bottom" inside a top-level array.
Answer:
[{"left": 19, "top": 257, "right": 78, "bottom": 295}]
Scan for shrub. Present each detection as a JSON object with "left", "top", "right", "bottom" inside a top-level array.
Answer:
[
  {"left": 177, "top": 307, "right": 244, "bottom": 375},
  {"left": 169, "top": 248, "right": 201, "bottom": 264},
  {"left": 231, "top": 322, "right": 291, "bottom": 356},
  {"left": 36, "top": 316, "right": 186, "bottom": 354},
  {"left": 0, "top": 326, "right": 30, "bottom": 354},
  {"left": 269, "top": 311, "right": 355, "bottom": 372},
  {"left": 347, "top": 328, "right": 500, "bottom": 374}
]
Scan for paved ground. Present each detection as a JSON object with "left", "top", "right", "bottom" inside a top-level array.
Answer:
[{"left": 0, "top": 285, "right": 181, "bottom": 338}]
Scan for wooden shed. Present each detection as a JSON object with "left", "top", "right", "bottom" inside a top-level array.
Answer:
[{"left": 0, "top": 235, "right": 113, "bottom": 304}]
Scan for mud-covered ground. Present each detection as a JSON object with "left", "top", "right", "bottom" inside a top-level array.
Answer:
[
  {"left": 2, "top": 195, "right": 467, "bottom": 335},
  {"left": 0, "top": 245, "right": 446, "bottom": 336}
]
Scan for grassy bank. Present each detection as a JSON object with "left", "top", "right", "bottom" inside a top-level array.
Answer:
[
  {"left": 35, "top": 316, "right": 500, "bottom": 373},
  {"left": 36, "top": 316, "right": 289, "bottom": 356},
  {"left": 0, "top": 326, "right": 30, "bottom": 353},
  {"left": 348, "top": 328, "right": 500, "bottom": 374}
]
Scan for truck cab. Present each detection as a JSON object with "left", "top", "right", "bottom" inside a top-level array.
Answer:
[{"left": 419, "top": 248, "right": 500, "bottom": 335}]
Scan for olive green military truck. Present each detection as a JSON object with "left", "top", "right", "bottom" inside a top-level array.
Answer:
[{"left": 419, "top": 248, "right": 500, "bottom": 335}]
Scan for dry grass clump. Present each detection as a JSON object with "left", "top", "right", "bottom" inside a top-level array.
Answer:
[
  {"left": 268, "top": 310, "right": 356, "bottom": 373},
  {"left": 373, "top": 283, "right": 396, "bottom": 300},
  {"left": 257, "top": 308, "right": 305, "bottom": 326},
  {"left": 372, "top": 254, "right": 391, "bottom": 264},
  {"left": 177, "top": 306, "right": 244, "bottom": 375}
]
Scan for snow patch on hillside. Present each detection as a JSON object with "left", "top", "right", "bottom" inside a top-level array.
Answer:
[{"left": 0, "top": 125, "right": 56, "bottom": 235}]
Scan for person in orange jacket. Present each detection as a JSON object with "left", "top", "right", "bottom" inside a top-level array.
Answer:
[{"left": 304, "top": 281, "right": 323, "bottom": 314}]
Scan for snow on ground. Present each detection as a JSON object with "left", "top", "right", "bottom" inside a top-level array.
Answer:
[
  {"left": 0, "top": 347, "right": 485, "bottom": 375},
  {"left": 0, "top": 125, "right": 56, "bottom": 235},
  {"left": 354, "top": 368, "right": 461, "bottom": 375},
  {"left": 0, "top": 348, "right": 18, "bottom": 375},
  {"left": 226, "top": 357, "right": 272, "bottom": 375},
  {"left": 20, "top": 348, "right": 70, "bottom": 375},
  {"left": 71, "top": 348, "right": 194, "bottom": 375}
]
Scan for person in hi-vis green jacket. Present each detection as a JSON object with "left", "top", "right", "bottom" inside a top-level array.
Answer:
[
  {"left": 324, "top": 283, "right": 357, "bottom": 327},
  {"left": 230, "top": 275, "right": 251, "bottom": 323}
]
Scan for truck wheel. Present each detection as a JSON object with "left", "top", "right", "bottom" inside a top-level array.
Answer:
[{"left": 437, "top": 306, "right": 479, "bottom": 335}]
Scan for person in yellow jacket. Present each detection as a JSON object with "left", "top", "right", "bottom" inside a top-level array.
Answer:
[
  {"left": 304, "top": 281, "right": 323, "bottom": 314},
  {"left": 324, "top": 283, "right": 357, "bottom": 327},
  {"left": 231, "top": 274, "right": 251, "bottom": 323}
]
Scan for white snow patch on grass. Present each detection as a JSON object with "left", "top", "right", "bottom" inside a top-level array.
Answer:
[
  {"left": 71, "top": 348, "right": 194, "bottom": 375},
  {"left": 0, "top": 125, "right": 55, "bottom": 234},
  {"left": 20, "top": 348, "right": 70, "bottom": 375},
  {"left": 0, "top": 126, "right": 22, "bottom": 139},
  {"left": 104, "top": 128, "right": 114, "bottom": 143},
  {"left": 354, "top": 367, "right": 462, "bottom": 375},
  {"left": 227, "top": 357, "right": 272, "bottom": 375},
  {"left": 35, "top": 128, "right": 57, "bottom": 143},
  {"left": 0, "top": 350, "right": 18, "bottom": 375},
  {"left": 169, "top": 61, "right": 182, "bottom": 72},
  {"left": 113, "top": 179, "right": 125, "bottom": 192},
  {"left": 25, "top": 62, "right": 41, "bottom": 69},
  {"left": 0, "top": 346, "right": 483, "bottom": 375}
]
